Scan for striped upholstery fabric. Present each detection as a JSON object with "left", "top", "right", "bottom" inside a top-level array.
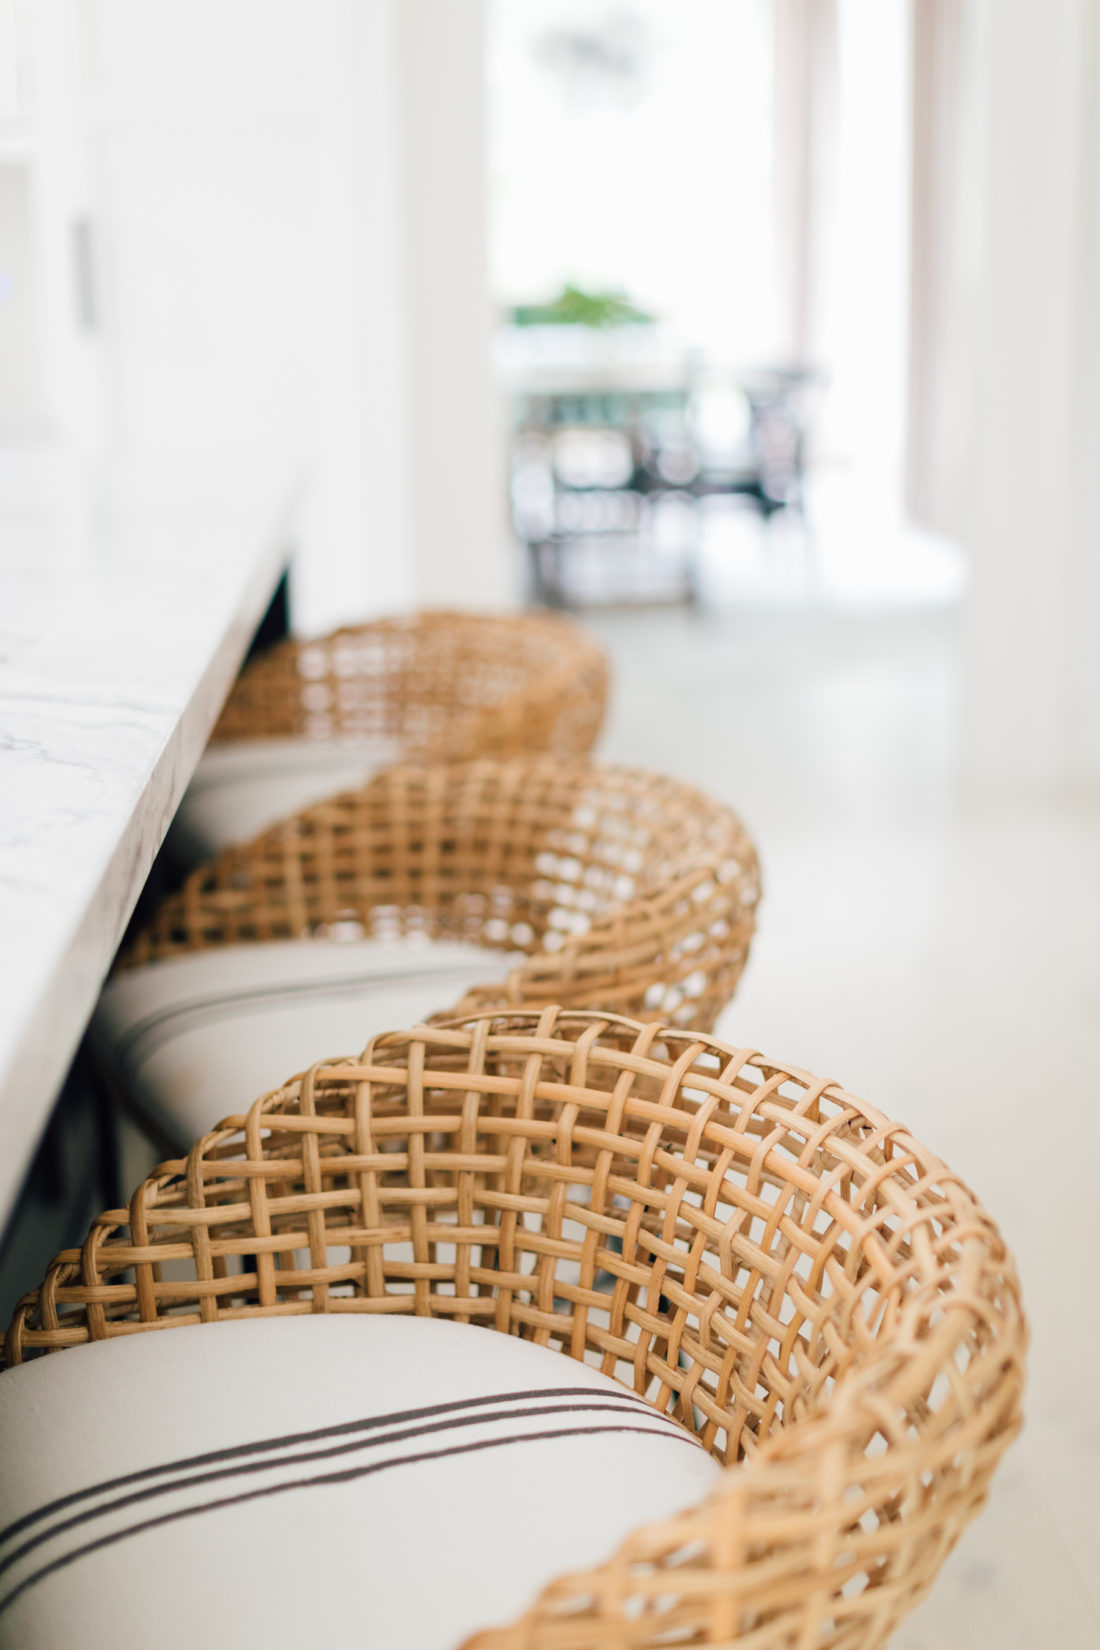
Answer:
[
  {"left": 0, "top": 1316, "right": 718, "bottom": 1650},
  {"left": 93, "top": 938, "right": 521, "bottom": 1146},
  {"left": 168, "top": 738, "right": 398, "bottom": 865}
]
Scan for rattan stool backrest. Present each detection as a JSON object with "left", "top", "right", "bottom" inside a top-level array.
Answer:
[
  {"left": 5, "top": 1008, "right": 1025, "bottom": 1650},
  {"left": 121, "top": 759, "right": 761, "bottom": 1030},
  {"left": 211, "top": 609, "right": 609, "bottom": 759}
]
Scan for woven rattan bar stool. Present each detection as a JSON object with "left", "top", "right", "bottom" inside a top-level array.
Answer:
[
  {"left": 172, "top": 609, "right": 610, "bottom": 864},
  {"left": 94, "top": 759, "right": 760, "bottom": 1147},
  {"left": 4, "top": 1008, "right": 1026, "bottom": 1650}
]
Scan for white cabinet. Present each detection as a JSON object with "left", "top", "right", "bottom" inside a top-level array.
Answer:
[
  {"left": 0, "top": 1, "right": 102, "bottom": 443},
  {"left": 3, "top": 2, "right": 508, "bottom": 627}
]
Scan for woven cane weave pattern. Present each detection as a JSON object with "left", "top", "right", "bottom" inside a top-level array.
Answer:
[
  {"left": 120, "top": 760, "right": 761, "bottom": 1030},
  {"left": 4, "top": 1009, "right": 1025, "bottom": 1650},
  {"left": 211, "top": 609, "right": 609, "bottom": 759}
]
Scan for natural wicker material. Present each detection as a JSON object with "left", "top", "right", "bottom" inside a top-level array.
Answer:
[
  {"left": 210, "top": 609, "right": 610, "bottom": 760},
  {"left": 5, "top": 1008, "right": 1025, "bottom": 1650},
  {"left": 120, "top": 759, "right": 761, "bottom": 1031}
]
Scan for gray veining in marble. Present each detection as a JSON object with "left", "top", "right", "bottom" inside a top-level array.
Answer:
[{"left": 0, "top": 452, "right": 297, "bottom": 1227}]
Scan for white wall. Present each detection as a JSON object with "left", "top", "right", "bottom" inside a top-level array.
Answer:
[
  {"left": 304, "top": 0, "right": 414, "bottom": 624},
  {"left": 963, "top": 0, "right": 1100, "bottom": 793},
  {"left": 397, "top": 0, "right": 512, "bottom": 611}
]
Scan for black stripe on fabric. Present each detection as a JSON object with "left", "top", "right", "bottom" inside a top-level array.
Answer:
[
  {"left": 0, "top": 1422, "right": 696, "bottom": 1620},
  {"left": 0, "top": 1398, "right": 690, "bottom": 1587},
  {"left": 112, "top": 962, "right": 489, "bottom": 1072},
  {"left": 0, "top": 1384, "right": 664, "bottom": 1551}
]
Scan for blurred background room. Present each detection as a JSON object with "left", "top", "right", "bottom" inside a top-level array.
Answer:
[{"left": 1, "top": 3, "right": 1099, "bottom": 1645}]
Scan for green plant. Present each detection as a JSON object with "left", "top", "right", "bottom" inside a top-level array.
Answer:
[{"left": 510, "top": 283, "right": 655, "bottom": 328}]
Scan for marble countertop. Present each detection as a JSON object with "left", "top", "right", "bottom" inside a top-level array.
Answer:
[{"left": 0, "top": 453, "right": 298, "bottom": 1227}]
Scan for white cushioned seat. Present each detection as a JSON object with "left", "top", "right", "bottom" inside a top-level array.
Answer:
[
  {"left": 168, "top": 738, "right": 398, "bottom": 865},
  {"left": 94, "top": 938, "right": 521, "bottom": 1144},
  {"left": 0, "top": 1316, "right": 719, "bottom": 1650}
]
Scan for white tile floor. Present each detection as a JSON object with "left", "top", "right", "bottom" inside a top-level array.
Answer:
[{"left": 585, "top": 597, "right": 1100, "bottom": 1648}]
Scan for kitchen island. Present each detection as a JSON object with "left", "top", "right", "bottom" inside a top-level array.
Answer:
[{"left": 0, "top": 455, "right": 297, "bottom": 1230}]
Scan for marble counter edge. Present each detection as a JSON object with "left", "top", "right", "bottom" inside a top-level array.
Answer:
[{"left": 0, "top": 484, "right": 296, "bottom": 1231}]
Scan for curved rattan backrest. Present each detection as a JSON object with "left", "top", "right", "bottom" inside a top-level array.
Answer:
[
  {"left": 211, "top": 609, "right": 609, "bottom": 759},
  {"left": 4, "top": 1008, "right": 1025, "bottom": 1649},
  {"left": 121, "top": 759, "right": 760, "bottom": 1030}
]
